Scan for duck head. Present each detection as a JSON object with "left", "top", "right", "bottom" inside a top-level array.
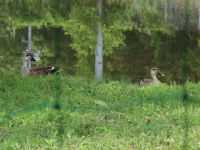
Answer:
[
  {"left": 23, "top": 50, "right": 42, "bottom": 62},
  {"left": 150, "top": 68, "right": 165, "bottom": 77}
]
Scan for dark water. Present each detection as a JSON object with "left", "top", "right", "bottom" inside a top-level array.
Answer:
[{"left": 0, "top": 27, "right": 200, "bottom": 83}]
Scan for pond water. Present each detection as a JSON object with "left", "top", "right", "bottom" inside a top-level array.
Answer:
[{"left": 0, "top": 27, "right": 199, "bottom": 83}]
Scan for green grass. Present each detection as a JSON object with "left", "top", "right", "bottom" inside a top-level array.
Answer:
[{"left": 0, "top": 75, "right": 200, "bottom": 149}]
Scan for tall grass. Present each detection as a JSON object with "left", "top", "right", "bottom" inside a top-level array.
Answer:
[{"left": 0, "top": 75, "right": 200, "bottom": 149}]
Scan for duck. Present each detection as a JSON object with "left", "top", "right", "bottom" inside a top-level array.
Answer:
[
  {"left": 21, "top": 50, "right": 59, "bottom": 76},
  {"left": 139, "top": 67, "right": 165, "bottom": 85}
]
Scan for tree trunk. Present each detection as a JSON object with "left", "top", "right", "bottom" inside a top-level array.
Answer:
[{"left": 95, "top": 0, "right": 103, "bottom": 80}]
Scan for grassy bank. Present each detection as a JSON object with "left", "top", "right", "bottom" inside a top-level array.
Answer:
[{"left": 1, "top": 75, "right": 200, "bottom": 149}]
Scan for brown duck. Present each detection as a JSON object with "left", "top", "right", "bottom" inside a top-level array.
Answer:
[
  {"left": 139, "top": 68, "right": 165, "bottom": 85},
  {"left": 21, "top": 50, "right": 59, "bottom": 76}
]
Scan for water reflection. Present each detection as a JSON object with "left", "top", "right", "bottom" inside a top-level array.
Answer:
[{"left": 0, "top": 27, "right": 199, "bottom": 83}]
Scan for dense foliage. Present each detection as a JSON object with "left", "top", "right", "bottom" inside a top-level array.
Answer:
[
  {"left": 0, "top": 0, "right": 199, "bottom": 80},
  {"left": 0, "top": 0, "right": 133, "bottom": 54}
]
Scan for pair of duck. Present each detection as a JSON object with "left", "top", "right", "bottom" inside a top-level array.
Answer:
[
  {"left": 21, "top": 50, "right": 165, "bottom": 85},
  {"left": 21, "top": 50, "right": 59, "bottom": 76}
]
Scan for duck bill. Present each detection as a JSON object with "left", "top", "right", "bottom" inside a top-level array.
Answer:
[
  {"left": 33, "top": 56, "right": 40, "bottom": 61},
  {"left": 158, "top": 71, "right": 165, "bottom": 77},
  {"left": 31, "top": 53, "right": 40, "bottom": 61},
  {"left": 158, "top": 72, "right": 165, "bottom": 77}
]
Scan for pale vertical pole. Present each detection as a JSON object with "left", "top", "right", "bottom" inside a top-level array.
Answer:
[
  {"left": 11, "top": 28, "right": 16, "bottom": 38},
  {"left": 27, "top": 26, "right": 32, "bottom": 68},
  {"left": 95, "top": 0, "right": 103, "bottom": 80},
  {"left": 28, "top": 26, "right": 32, "bottom": 50},
  {"left": 198, "top": 6, "right": 200, "bottom": 30},
  {"left": 153, "top": 0, "right": 157, "bottom": 9},
  {"left": 164, "top": 0, "right": 168, "bottom": 22}
]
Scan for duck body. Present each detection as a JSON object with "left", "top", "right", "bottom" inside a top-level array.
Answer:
[
  {"left": 139, "top": 78, "right": 161, "bottom": 85},
  {"left": 21, "top": 66, "right": 59, "bottom": 76},
  {"left": 30, "top": 67, "right": 59, "bottom": 75},
  {"left": 139, "top": 68, "right": 164, "bottom": 86}
]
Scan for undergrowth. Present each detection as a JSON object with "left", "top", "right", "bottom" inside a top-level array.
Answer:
[{"left": 0, "top": 75, "right": 200, "bottom": 149}]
